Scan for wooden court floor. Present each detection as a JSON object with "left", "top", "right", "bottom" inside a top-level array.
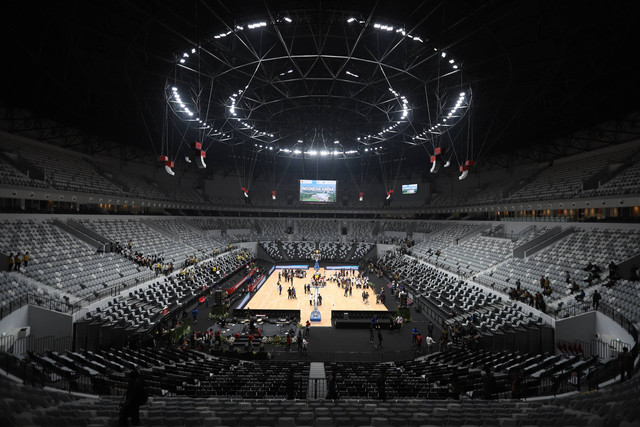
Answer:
[{"left": 243, "top": 268, "right": 385, "bottom": 327}]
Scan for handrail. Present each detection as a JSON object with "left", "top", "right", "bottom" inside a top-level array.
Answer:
[
  {"left": 555, "top": 300, "right": 638, "bottom": 343},
  {"left": 0, "top": 293, "right": 81, "bottom": 320}
]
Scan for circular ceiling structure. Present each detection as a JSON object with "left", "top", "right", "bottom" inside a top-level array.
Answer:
[{"left": 166, "top": 8, "right": 471, "bottom": 160}]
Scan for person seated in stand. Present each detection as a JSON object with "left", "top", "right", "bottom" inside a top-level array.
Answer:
[
  {"left": 570, "top": 281, "right": 580, "bottom": 293},
  {"left": 575, "top": 289, "right": 586, "bottom": 302},
  {"left": 584, "top": 271, "right": 596, "bottom": 285},
  {"left": 522, "top": 290, "right": 532, "bottom": 306}
]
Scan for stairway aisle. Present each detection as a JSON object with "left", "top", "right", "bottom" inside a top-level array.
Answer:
[{"left": 308, "top": 362, "right": 326, "bottom": 399}]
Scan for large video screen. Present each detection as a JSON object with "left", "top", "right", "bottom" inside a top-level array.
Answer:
[
  {"left": 402, "top": 183, "right": 418, "bottom": 194},
  {"left": 299, "top": 179, "right": 337, "bottom": 203}
]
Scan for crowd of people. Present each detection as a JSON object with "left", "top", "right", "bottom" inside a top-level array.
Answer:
[
  {"left": 109, "top": 240, "right": 176, "bottom": 275},
  {"left": 6, "top": 251, "right": 29, "bottom": 271},
  {"left": 508, "top": 280, "right": 548, "bottom": 313}
]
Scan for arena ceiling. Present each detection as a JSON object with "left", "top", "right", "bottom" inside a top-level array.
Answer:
[{"left": 3, "top": 1, "right": 640, "bottom": 175}]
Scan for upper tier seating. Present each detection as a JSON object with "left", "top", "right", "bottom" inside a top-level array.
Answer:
[
  {"left": 507, "top": 148, "right": 637, "bottom": 202},
  {"left": 348, "top": 220, "right": 375, "bottom": 241},
  {"left": 0, "top": 139, "right": 123, "bottom": 195},
  {"left": 413, "top": 221, "right": 446, "bottom": 235},
  {"left": 0, "top": 155, "right": 48, "bottom": 188},
  {"left": 88, "top": 162, "right": 167, "bottom": 200},
  {"left": 162, "top": 186, "right": 205, "bottom": 203},
  {"left": 222, "top": 218, "right": 253, "bottom": 230},
  {"left": 187, "top": 218, "right": 222, "bottom": 231},
  {"left": 295, "top": 220, "right": 340, "bottom": 241},
  {"left": 256, "top": 219, "right": 287, "bottom": 240},
  {"left": 581, "top": 160, "right": 640, "bottom": 197},
  {"left": 430, "top": 169, "right": 538, "bottom": 207}
]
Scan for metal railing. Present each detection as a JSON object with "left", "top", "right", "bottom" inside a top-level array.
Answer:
[
  {"left": 272, "top": 348, "right": 416, "bottom": 362},
  {"left": 556, "top": 338, "right": 609, "bottom": 360},
  {"left": 308, "top": 378, "right": 327, "bottom": 399},
  {"left": 0, "top": 293, "right": 81, "bottom": 320},
  {"left": 0, "top": 334, "right": 72, "bottom": 357},
  {"left": 0, "top": 350, "right": 118, "bottom": 396},
  {"left": 555, "top": 301, "right": 638, "bottom": 343},
  {"left": 74, "top": 269, "right": 156, "bottom": 308},
  {"left": 0, "top": 270, "right": 156, "bottom": 322}
]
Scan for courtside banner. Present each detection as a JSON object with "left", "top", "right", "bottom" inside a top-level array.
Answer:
[
  {"left": 274, "top": 264, "right": 310, "bottom": 269},
  {"left": 324, "top": 265, "right": 359, "bottom": 270}
]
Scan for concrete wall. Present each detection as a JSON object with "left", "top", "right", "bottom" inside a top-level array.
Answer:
[
  {"left": 555, "top": 311, "right": 597, "bottom": 344},
  {"left": 376, "top": 244, "right": 398, "bottom": 258},
  {"left": 595, "top": 311, "right": 635, "bottom": 347},
  {"left": 234, "top": 242, "right": 258, "bottom": 257},
  {"left": 28, "top": 306, "right": 73, "bottom": 339},
  {"left": 0, "top": 305, "right": 29, "bottom": 336},
  {"left": 555, "top": 310, "right": 636, "bottom": 357}
]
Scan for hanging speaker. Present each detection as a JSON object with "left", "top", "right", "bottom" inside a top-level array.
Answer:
[
  {"left": 195, "top": 150, "right": 207, "bottom": 169},
  {"left": 430, "top": 158, "right": 441, "bottom": 173},
  {"left": 164, "top": 162, "right": 175, "bottom": 176}
]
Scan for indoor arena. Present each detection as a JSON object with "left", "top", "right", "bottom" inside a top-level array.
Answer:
[{"left": 1, "top": 1, "right": 639, "bottom": 426}]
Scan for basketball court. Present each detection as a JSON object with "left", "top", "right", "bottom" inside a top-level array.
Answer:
[{"left": 243, "top": 267, "right": 386, "bottom": 327}]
